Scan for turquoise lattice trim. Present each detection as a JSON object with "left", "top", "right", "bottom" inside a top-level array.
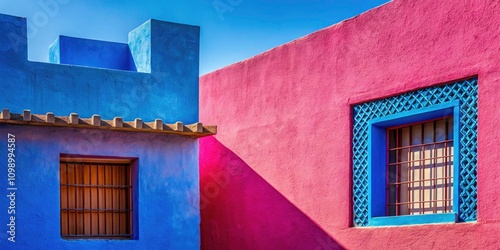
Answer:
[{"left": 352, "top": 78, "right": 478, "bottom": 226}]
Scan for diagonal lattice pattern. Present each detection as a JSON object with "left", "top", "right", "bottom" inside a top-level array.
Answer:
[{"left": 352, "top": 78, "right": 478, "bottom": 226}]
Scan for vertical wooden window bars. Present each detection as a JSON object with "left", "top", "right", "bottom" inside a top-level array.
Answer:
[
  {"left": 387, "top": 117, "right": 454, "bottom": 216},
  {"left": 60, "top": 158, "right": 133, "bottom": 239}
]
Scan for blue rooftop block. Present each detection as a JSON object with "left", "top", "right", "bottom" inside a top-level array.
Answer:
[
  {"left": 0, "top": 13, "right": 200, "bottom": 124},
  {"left": 0, "top": 14, "right": 27, "bottom": 65},
  {"left": 129, "top": 19, "right": 200, "bottom": 75}
]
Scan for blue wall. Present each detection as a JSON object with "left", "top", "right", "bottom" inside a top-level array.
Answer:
[
  {"left": 0, "top": 13, "right": 200, "bottom": 124},
  {"left": 0, "top": 125, "right": 200, "bottom": 249},
  {"left": 0, "top": 12, "right": 201, "bottom": 249},
  {"left": 49, "top": 36, "right": 137, "bottom": 71}
]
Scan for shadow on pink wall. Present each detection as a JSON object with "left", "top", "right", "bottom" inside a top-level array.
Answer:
[{"left": 200, "top": 137, "right": 345, "bottom": 250}]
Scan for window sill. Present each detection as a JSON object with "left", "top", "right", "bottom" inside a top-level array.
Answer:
[{"left": 368, "top": 213, "right": 458, "bottom": 227}]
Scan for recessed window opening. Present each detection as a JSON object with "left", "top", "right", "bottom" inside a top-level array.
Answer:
[
  {"left": 387, "top": 117, "right": 454, "bottom": 216},
  {"left": 60, "top": 158, "right": 133, "bottom": 239}
]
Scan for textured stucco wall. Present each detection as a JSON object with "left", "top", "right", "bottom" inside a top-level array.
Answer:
[
  {"left": 50, "top": 36, "right": 136, "bottom": 71},
  {"left": 0, "top": 13, "right": 200, "bottom": 124},
  {"left": 199, "top": 0, "right": 500, "bottom": 249},
  {"left": 0, "top": 12, "right": 201, "bottom": 249},
  {"left": 0, "top": 125, "right": 200, "bottom": 249}
]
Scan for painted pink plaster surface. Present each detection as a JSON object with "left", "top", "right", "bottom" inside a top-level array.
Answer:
[{"left": 200, "top": 0, "right": 500, "bottom": 249}]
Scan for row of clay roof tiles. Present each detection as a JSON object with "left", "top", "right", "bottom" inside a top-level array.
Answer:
[{"left": 0, "top": 109, "right": 216, "bottom": 138}]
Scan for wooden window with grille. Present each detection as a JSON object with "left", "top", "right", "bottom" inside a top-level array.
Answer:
[
  {"left": 60, "top": 158, "right": 133, "bottom": 239},
  {"left": 387, "top": 117, "right": 454, "bottom": 216}
]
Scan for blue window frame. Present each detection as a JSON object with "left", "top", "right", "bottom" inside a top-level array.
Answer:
[
  {"left": 352, "top": 78, "right": 478, "bottom": 227},
  {"left": 368, "top": 101, "right": 459, "bottom": 226}
]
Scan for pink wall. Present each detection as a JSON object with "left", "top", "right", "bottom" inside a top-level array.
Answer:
[{"left": 199, "top": 0, "right": 500, "bottom": 249}]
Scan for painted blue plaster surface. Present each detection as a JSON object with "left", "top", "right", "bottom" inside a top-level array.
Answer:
[
  {"left": 50, "top": 36, "right": 136, "bottom": 71},
  {"left": 128, "top": 20, "right": 152, "bottom": 73},
  {"left": 0, "top": 13, "right": 200, "bottom": 124},
  {"left": 368, "top": 213, "right": 457, "bottom": 227},
  {"left": 0, "top": 124, "right": 200, "bottom": 249},
  {"left": 0, "top": 12, "right": 201, "bottom": 249}
]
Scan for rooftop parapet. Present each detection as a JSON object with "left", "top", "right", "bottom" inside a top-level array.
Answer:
[{"left": 0, "top": 13, "right": 200, "bottom": 123}]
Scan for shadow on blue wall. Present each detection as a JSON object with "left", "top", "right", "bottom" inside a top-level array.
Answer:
[
  {"left": 200, "top": 137, "right": 345, "bottom": 250},
  {"left": 49, "top": 36, "right": 137, "bottom": 71}
]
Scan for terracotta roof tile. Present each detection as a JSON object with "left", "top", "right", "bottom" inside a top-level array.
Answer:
[{"left": 0, "top": 109, "right": 216, "bottom": 138}]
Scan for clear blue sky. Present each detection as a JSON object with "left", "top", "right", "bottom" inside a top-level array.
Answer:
[{"left": 0, "top": 0, "right": 389, "bottom": 75}]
